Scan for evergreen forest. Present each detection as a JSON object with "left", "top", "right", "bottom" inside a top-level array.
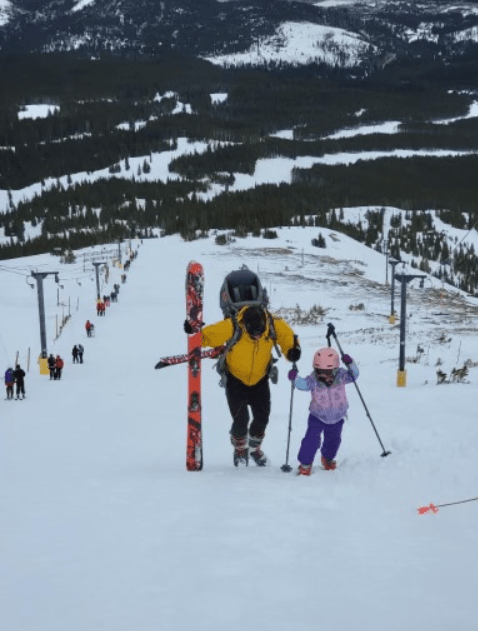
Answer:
[{"left": 1, "top": 53, "right": 478, "bottom": 294}]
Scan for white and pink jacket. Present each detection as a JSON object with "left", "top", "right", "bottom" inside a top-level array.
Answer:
[{"left": 293, "top": 361, "right": 359, "bottom": 424}]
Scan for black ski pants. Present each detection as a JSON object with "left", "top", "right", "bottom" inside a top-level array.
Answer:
[{"left": 226, "top": 373, "right": 271, "bottom": 440}]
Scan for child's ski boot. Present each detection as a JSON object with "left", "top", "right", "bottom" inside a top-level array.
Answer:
[
  {"left": 321, "top": 456, "right": 337, "bottom": 470},
  {"left": 297, "top": 464, "right": 312, "bottom": 476}
]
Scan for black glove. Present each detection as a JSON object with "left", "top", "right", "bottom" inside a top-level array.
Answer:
[
  {"left": 184, "top": 320, "right": 193, "bottom": 334},
  {"left": 287, "top": 346, "right": 301, "bottom": 362}
]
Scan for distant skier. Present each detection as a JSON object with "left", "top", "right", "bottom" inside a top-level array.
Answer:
[
  {"left": 72, "top": 345, "right": 79, "bottom": 363},
  {"left": 85, "top": 320, "right": 93, "bottom": 337},
  {"left": 4, "top": 367, "right": 14, "bottom": 400},
  {"left": 77, "top": 344, "right": 84, "bottom": 364},
  {"left": 14, "top": 364, "right": 26, "bottom": 400},
  {"left": 288, "top": 347, "right": 359, "bottom": 475},
  {"left": 54, "top": 355, "right": 64, "bottom": 380},
  {"left": 47, "top": 354, "right": 56, "bottom": 379}
]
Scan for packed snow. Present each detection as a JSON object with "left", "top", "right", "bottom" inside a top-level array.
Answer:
[{"left": 1, "top": 222, "right": 478, "bottom": 631}]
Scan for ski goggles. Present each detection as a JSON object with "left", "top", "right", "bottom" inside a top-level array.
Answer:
[{"left": 314, "top": 368, "right": 337, "bottom": 377}]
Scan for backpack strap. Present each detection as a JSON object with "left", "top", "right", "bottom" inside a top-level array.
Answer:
[
  {"left": 266, "top": 311, "right": 282, "bottom": 358},
  {"left": 223, "top": 312, "right": 243, "bottom": 356},
  {"left": 213, "top": 313, "right": 242, "bottom": 387}
]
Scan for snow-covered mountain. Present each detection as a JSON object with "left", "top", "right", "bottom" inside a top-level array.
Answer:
[
  {"left": 2, "top": 0, "right": 478, "bottom": 68},
  {"left": 1, "top": 224, "right": 478, "bottom": 631}
]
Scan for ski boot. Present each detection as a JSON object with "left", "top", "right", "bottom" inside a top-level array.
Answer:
[
  {"left": 231, "top": 435, "right": 248, "bottom": 467},
  {"left": 248, "top": 434, "right": 268, "bottom": 467},
  {"left": 321, "top": 456, "right": 337, "bottom": 470},
  {"left": 297, "top": 463, "right": 312, "bottom": 476}
]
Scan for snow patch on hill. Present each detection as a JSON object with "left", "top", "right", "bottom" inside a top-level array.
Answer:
[
  {"left": 18, "top": 105, "right": 60, "bottom": 121},
  {"left": 71, "top": 0, "right": 97, "bottom": 12},
  {"left": 0, "top": 0, "right": 12, "bottom": 27},
  {"left": 203, "top": 21, "right": 372, "bottom": 68}
]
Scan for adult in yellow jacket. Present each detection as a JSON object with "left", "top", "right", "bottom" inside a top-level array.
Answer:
[{"left": 199, "top": 305, "right": 301, "bottom": 466}]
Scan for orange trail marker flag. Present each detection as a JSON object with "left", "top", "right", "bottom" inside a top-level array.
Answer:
[
  {"left": 417, "top": 497, "right": 478, "bottom": 514},
  {"left": 417, "top": 503, "right": 439, "bottom": 515}
]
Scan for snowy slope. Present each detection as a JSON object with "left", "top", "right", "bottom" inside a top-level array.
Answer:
[{"left": 1, "top": 227, "right": 478, "bottom": 631}]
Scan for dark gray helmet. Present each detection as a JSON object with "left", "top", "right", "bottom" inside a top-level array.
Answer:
[{"left": 220, "top": 269, "right": 268, "bottom": 317}]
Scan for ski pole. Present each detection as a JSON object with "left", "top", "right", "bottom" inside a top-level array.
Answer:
[
  {"left": 326, "top": 323, "right": 391, "bottom": 458},
  {"left": 418, "top": 496, "right": 478, "bottom": 514},
  {"left": 281, "top": 335, "right": 299, "bottom": 473}
]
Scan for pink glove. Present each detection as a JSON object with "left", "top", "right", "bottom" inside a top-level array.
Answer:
[
  {"left": 342, "top": 354, "right": 353, "bottom": 365},
  {"left": 288, "top": 369, "right": 298, "bottom": 381}
]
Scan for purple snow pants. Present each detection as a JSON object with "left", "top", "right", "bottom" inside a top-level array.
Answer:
[{"left": 298, "top": 414, "right": 344, "bottom": 465}]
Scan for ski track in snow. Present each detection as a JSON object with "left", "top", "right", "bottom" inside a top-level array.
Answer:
[{"left": 1, "top": 226, "right": 478, "bottom": 630}]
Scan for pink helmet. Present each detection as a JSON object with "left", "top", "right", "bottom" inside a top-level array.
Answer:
[{"left": 313, "top": 347, "right": 340, "bottom": 370}]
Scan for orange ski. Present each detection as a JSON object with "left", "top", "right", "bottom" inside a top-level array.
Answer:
[{"left": 185, "top": 261, "right": 204, "bottom": 471}]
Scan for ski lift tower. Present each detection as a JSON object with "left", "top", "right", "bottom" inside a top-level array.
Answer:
[
  {"left": 383, "top": 239, "right": 390, "bottom": 285},
  {"left": 388, "top": 259, "right": 401, "bottom": 324},
  {"left": 395, "top": 270, "right": 426, "bottom": 387},
  {"left": 92, "top": 261, "right": 107, "bottom": 301},
  {"left": 30, "top": 271, "right": 60, "bottom": 363}
]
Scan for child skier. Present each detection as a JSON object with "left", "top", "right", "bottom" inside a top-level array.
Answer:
[
  {"left": 288, "top": 347, "right": 359, "bottom": 475},
  {"left": 5, "top": 367, "right": 14, "bottom": 400}
]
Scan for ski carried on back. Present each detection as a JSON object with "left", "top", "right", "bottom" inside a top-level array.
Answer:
[
  {"left": 155, "top": 346, "right": 223, "bottom": 370},
  {"left": 185, "top": 261, "right": 205, "bottom": 471}
]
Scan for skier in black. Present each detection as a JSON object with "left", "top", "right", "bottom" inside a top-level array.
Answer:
[
  {"left": 72, "top": 345, "right": 79, "bottom": 363},
  {"left": 47, "top": 354, "right": 56, "bottom": 379},
  {"left": 77, "top": 344, "right": 84, "bottom": 364},
  {"left": 14, "top": 364, "right": 26, "bottom": 400}
]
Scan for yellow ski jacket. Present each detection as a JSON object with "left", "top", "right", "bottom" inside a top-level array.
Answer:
[{"left": 201, "top": 307, "right": 298, "bottom": 386}]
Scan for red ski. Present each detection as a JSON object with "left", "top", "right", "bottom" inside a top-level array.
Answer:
[
  {"left": 185, "top": 261, "right": 204, "bottom": 471},
  {"left": 155, "top": 346, "right": 223, "bottom": 370}
]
